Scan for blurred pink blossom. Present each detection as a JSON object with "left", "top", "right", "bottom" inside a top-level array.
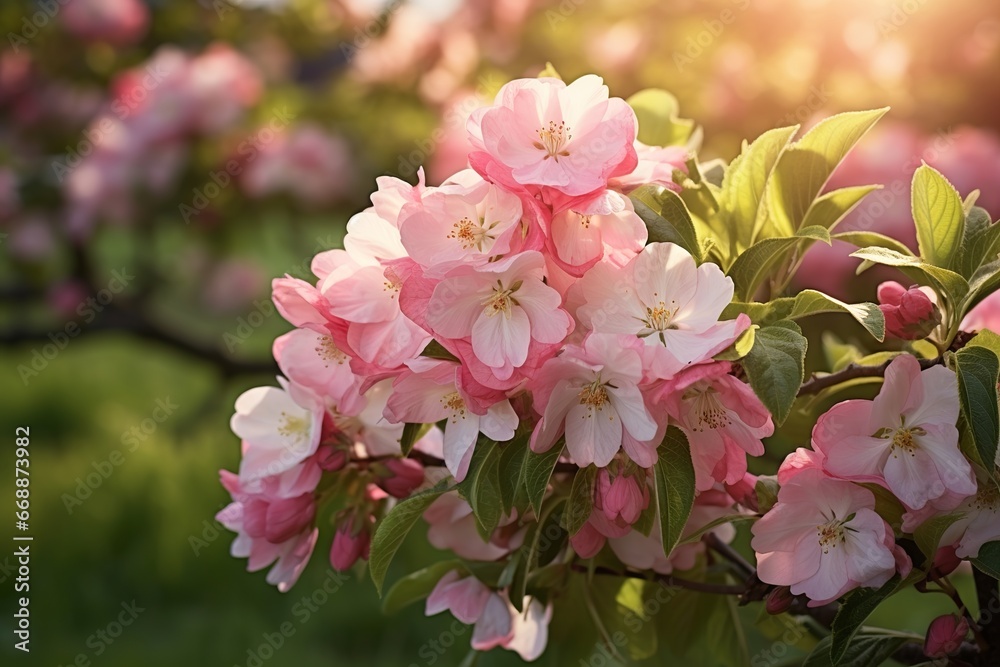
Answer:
[
  {"left": 241, "top": 124, "right": 353, "bottom": 206},
  {"left": 61, "top": 0, "right": 149, "bottom": 46}
]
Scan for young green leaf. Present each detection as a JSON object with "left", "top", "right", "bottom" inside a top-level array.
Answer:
[
  {"left": 723, "top": 289, "right": 885, "bottom": 341},
  {"left": 626, "top": 88, "right": 695, "bottom": 147},
  {"left": 398, "top": 422, "right": 423, "bottom": 457},
  {"left": 370, "top": 480, "right": 453, "bottom": 595},
  {"left": 957, "top": 206, "right": 1000, "bottom": 279},
  {"left": 565, "top": 465, "right": 598, "bottom": 536},
  {"left": 718, "top": 124, "right": 799, "bottom": 254},
  {"left": 833, "top": 230, "right": 915, "bottom": 257},
  {"left": 654, "top": 427, "right": 696, "bottom": 558},
  {"left": 800, "top": 185, "right": 881, "bottom": 233},
  {"left": 520, "top": 442, "right": 565, "bottom": 516},
  {"left": 954, "top": 345, "right": 1000, "bottom": 470},
  {"left": 828, "top": 576, "right": 901, "bottom": 664},
  {"left": 803, "top": 632, "right": 906, "bottom": 667},
  {"left": 457, "top": 437, "right": 503, "bottom": 540},
  {"left": 382, "top": 560, "right": 466, "bottom": 615},
  {"left": 741, "top": 320, "right": 807, "bottom": 425},
  {"left": 973, "top": 540, "right": 1000, "bottom": 580},
  {"left": 760, "top": 108, "right": 888, "bottom": 240},
  {"left": 631, "top": 185, "right": 701, "bottom": 261},
  {"left": 497, "top": 437, "right": 529, "bottom": 514},
  {"left": 912, "top": 163, "right": 965, "bottom": 271},
  {"left": 913, "top": 512, "right": 966, "bottom": 563},
  {"left": 849, "top": 246, "right": 969, "bottom": 306}
]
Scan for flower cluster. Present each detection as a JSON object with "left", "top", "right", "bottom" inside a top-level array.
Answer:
[
  {"left": 752, "top": 354, "right": 998, "bottom": 605},
  {"left": 217, "top": 73, "right": 772, "bottom": 661}
]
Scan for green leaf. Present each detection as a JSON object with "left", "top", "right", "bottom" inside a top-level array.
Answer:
[
  {"left": 520, "top": 442, "right": 564, "bottom": 516},
  {"left": 968, "top": 329, "right": 1000, "bottom": 356},
  {"left": 912, "top": 163, "right": 965, "bottom": 271},
  {"left": 804, "top": 632, "right": 906, "bottom": 667},
  {"left": 457, "top": 437, "right": 503, "bottom": 540},
  {"left": 727, "top": 226, "right": 828, "bottom": 301},
  {"left": 955, "top": 345, "right": 1000, "bottom": 470},
  {"left": 973, "top": 541, "right": 1000, "bottom": 580},
  {"left": 420, "top": 340, "right": 459, "bottom": 361},
  {"left": 398, "top": 423, "right": 422, "bottom": 457},
  {"left": 724, "top": 289, "right": 885, "bottom": 341},
  {"left": 718, "top": 124, "right": 799, "bottom": 253},
  {"left": 849, "top": 246, "right": 969, "bottom": 306},
  {"left": 741, "top": 320, "right": 807, "bottom": 425},
  {"left": 627, "top": 88, "right": 694, "bottom": 147},
  {"left": 677, "top": 514, "right": 757, "bottom": 545},
  {"left": 829, "top": 576, "right": 900, "bottom": 664},
  {"left": 913, "top": 512, "right": 966, "bottom": 563},
  {"left": 833, "top": 230, "right": 915, "bottom": 257},
  {"left": 714, "top": 324, "right": 758, "bottom": 361},
  {"left": 631, "top": 185, "right": 701, "bottom": 261},
  {"left": 654, "top": 427, "right": 696, "bottom": 558},
  {"left": 382, "top": 560, "right": 466, "bottom": 615},
  {"left": 957, "top": 206, "right": 1000, "bottom": 279},
  {"left": 370, "top": 480, "right": 453, "bottom": 595},
  {"left": 514, "top": 498, "right": 567, "bottom": 611},
  {"left": 498, "top": 437, "right": 529, "bottom": 514},
  {"left": 800, "top": 185, "right": 882, "bottom": 232},
  {"left": 761, "top": 108, "right": 888, "bottom": 240},
  {"left": 565, "top": 465, "right": 597, "bottom": 536}
]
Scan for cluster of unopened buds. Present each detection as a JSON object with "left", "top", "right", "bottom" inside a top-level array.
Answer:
[{"left": 216, "top": 73, "right": 1000, "bottom": 660}]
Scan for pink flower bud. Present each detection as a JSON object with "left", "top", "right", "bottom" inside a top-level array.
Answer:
[
  {"left": 376, "top": 458, "right": 424, "bottom": 498},
  {"left": 330, "top": 517, "right": 371, "bottom": 571},
  {"left": 924, "top": 614, "right": 969, "bottom": 658},
  {"left": 264, "top": 493, "right": 316, "bottom": 543},
  {"left": 597, "top": 468, "right": 649, "bottom": 526},
  {"left": 765, "top": 586, "right": 794, "bottom": 615},
  {"left": 569, "top": 522, "right": 606, "bottom": 558},
  {"left": 316, "top": 445, "right": 347, "bottom": 472},
  {"left": 725, "top": 472, "right": 759, "bottom": 512},
  {"left": 932, "top": 545, "right": 962, "bottom": 577},
  {"left": 877, "top": 281, "right": 941, "bottom": 340}
]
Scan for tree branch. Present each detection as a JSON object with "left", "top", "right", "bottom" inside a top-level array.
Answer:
[{"left": 797, "top": 357, "right": 941, "bottom": 397}]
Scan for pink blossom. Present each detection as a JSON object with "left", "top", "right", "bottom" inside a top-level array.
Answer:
[
  {"left": 384, "top": 359, "right": 518, "bottom": 481},
  {"left": 548, "top": 196, "right": 647, "bottom": 275},
  {"left": 273, "top": 328, "right": 364, "bottom": 415},
  {"left": 426, "top": 572, "right": 552, "bottom": 661},
  {"left": 61, "top": 0, "right": 149, "bottom": 46},
  {"left": 597, "top": 466, "right": 650, "bottom": 526},
  {"left": 241, "top": 124, "right": 354, "bottom": 206},
  {"left": 812, "top": 355, "right": 975, "bottom": 510},
  {"left": 962, "top": 290, "right": 1000, "bottom": 334},
  {"left": 777, "top": 447, "right": 827, "bottom": 484},
  {"left": 530, "top": 334, "right": 660, "bottom": 468},
  {"left": 424, "top": 493, "right": 526, "bottom": 561},
  {"left": 216, "top": 469, "right": 320, "bottom": 592},
  {"left": 924, "top": 614, "right": 970, "bottom": 658},
  {"left": 608, "top": 142, "right": 688, "bottom": 193},
  {"left": 424, "top": 251, "right": 572, "bottom": 381},
  {"left": 577, "top": 242, "right": 750, "bottom": 380},
  {"left": 468, "top": 75, "right": 637, "bottom": 197},
  {"left": 607, "top": 488, "right": 738, "bottom": 574},
  {"left": 752, "top": 469, "right": 897, "bottom": 606},
  {"left": 877, "top": 281, "right": 941, "bottom": 340},
  {"left": 230, "top": 378, "right": 326, "bottom": 483},
  {"left": 397, "top": 170, "right": 525, "bottom": 276},
  {"left": 658, "top": 361, "right": 772, "bottom": 491},
  {"left": 906, "top": 474, "right": 1000, "bottom": 559}
]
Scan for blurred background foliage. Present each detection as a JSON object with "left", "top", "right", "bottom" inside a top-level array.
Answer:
[{"left": 0, "top": 0, "right": 997, "bottom": 664}]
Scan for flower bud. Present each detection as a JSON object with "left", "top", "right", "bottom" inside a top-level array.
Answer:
[
  {"left": 877, "top": 281, "right": 941, "bottom": 340},
  {"left": 923, "top": 614, "right": 969, "bottom": 658},
  {"left": 931, "top": 545, "right": 962, "bottom": 578},
  {"left": 765, "top": 586, "right": 794, "bottom": 615},
  {"left": 317, "top": 444, "right": 348, "bottom": 472},
  {"left": 264, "top": 493, "right": 316, "bottom": 543},
  {"left": 375, "top": 458, "right": 424, "bottom": 498},
  {"left": 725, "top": 472, "right": 759, "bottom": 512},
  {"left": 330, "top": 516, "right": 371, "bottom": 571},
  {"left": 598, "top": 467, "right": 649, "bottom": 526}
]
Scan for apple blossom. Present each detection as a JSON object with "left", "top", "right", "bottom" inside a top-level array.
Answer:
[
  {"left": 752, "top": 469, "right": 897, "bottom": 606},
  {"left": 530, "top": 333, "right": 660, "bottom": 468},
  {"left": 577, "top": 242, "right": 751, "bottom": 379},
  {"left": 812, "top": 354, "right": 976, "bottom": 510},
  {"left": 877, "top": 281, "right": 941, "bottom": 340}
]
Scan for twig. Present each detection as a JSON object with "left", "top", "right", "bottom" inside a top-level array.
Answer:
[
  {"left": 705, "top": 532, "right": 755, "bottom": 578},
  {"left": 571, "top": 563, "right": 747, "bottom": 595},
  {"left": 797, "top": 357, "right": 941, "bottom": 397}
]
